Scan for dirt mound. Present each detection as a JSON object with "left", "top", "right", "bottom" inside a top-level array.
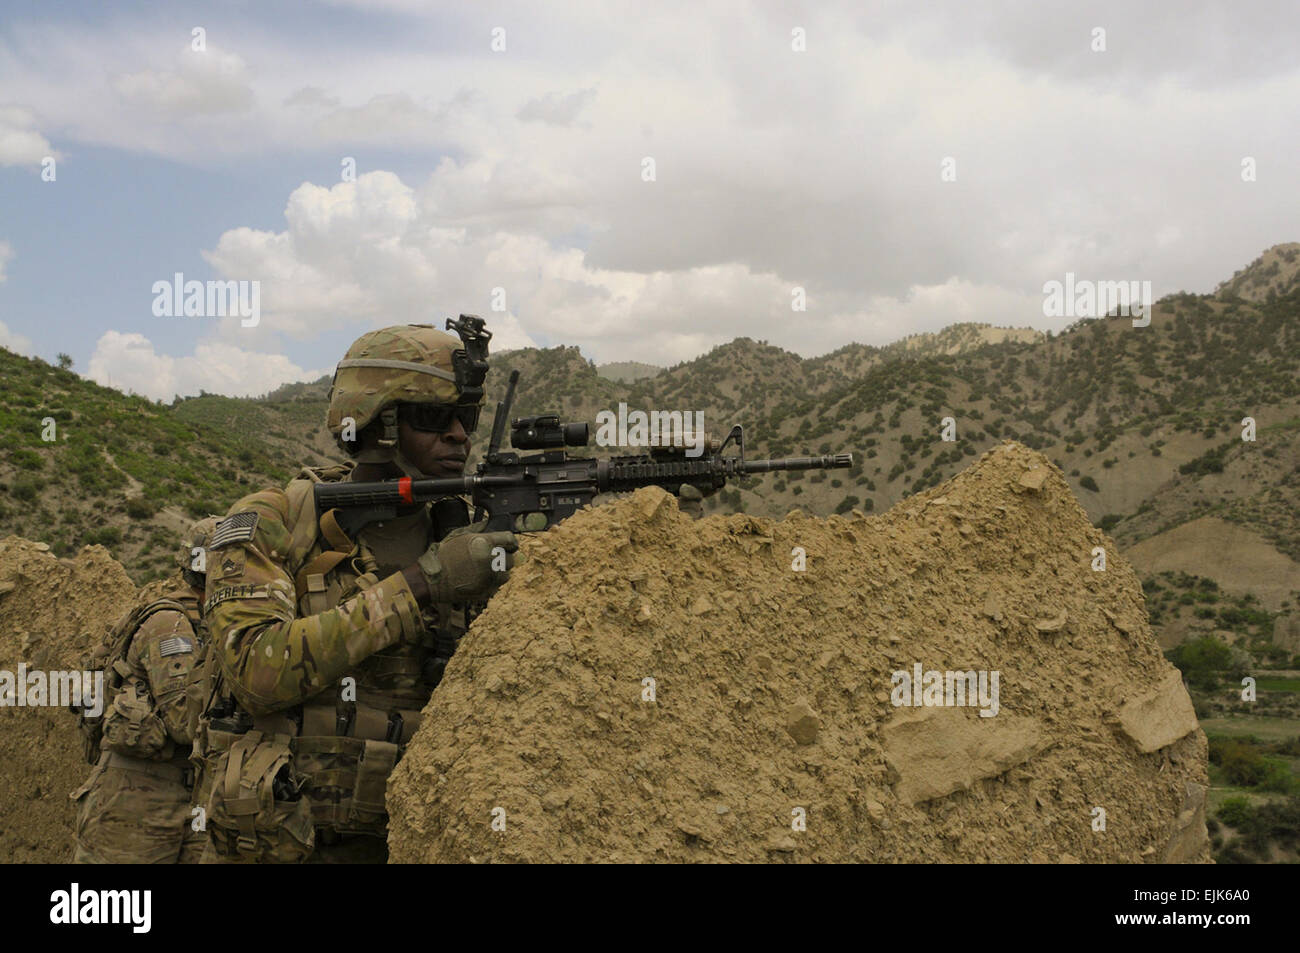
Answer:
[
  {"left": 0, "top": 538, "right": 139, "bottom": 862},
  {"left": 388, "top": 442, "right": 1210, "bottom": 863}
]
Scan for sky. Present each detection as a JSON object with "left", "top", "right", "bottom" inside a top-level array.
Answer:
[{"left": 0, "top": 0, "right": 1297, "bottom": 400}]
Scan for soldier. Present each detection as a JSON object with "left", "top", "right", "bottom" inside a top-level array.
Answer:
[
  {"left": 195, "top": 320, "right": 517, "bottom": 863},
  {"left": 70, "top": 516, "right": 219, "bottom": 864}
]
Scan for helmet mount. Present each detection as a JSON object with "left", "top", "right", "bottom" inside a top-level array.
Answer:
[{"left": 446, "top": 314, "right": 491, "bottom": 408}]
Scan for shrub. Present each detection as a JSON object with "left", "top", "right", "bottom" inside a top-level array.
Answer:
[
  {"left": 1215, "top": 795, "right": 1300, "bottom": 861},
  {"left": 1258, "top": 758, "right": 1296, "bottom": 793},
  {"left": 1216, "top": 796, "right": 1253, "bottom": 829},
  {"left": 12, "top": 476, "right": 40, "bottom": 501},
  {"left": 1166, "top": 636, "right": 1242, "bottom": 690},
  {"left": 1180, "top": 443, "right": 1230, "bottom": 476},
  {"left": 9, "top": 448, "right": 43, "bottom": 471},
  {"left": 1079, "top": 475, "right": 1099, "bottom": 492},
  {"left": 85, "top": 526, "right": 122, "bottom": 547},
  {"left": 125, "top": 497, "right": 156, "bottom": 520}
]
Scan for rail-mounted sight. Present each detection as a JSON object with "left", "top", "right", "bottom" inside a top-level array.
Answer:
[{"left": 511, "top": 415, "right": 590, "bottom": 450}]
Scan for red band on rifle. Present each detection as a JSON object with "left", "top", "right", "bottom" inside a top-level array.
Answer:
[{"left": 398, "top": 477, "right": 413, "bottom": 504}]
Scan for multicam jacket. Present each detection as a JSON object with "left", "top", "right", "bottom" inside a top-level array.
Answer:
[
  {"left": 119, "top": 591, "right": 204, "bottom": 756},
  {"left": 71, "top": 585, "right": 206, "bottom": 864},
  {"left": 198, "top": 462, "right": 470, "bottom": 838}
]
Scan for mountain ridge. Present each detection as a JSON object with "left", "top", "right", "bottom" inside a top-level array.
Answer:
[{"left": 1, "top": 245, "right": 1296, "bottom": 662}]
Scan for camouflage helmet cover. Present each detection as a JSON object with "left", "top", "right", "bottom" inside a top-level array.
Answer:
[
  {"left": 178, "top": 515, "right": 222, "bottom": 572},
  {"left": 326, "top": 325, "right": 471, "bottom": 445}
]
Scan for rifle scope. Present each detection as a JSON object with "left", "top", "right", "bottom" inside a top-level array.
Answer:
[{"left": 511, "top": 415, "right": 590, "bottom": 450}]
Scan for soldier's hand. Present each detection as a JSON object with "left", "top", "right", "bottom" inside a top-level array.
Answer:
[
  {"left": 440, "top": 518, "right": 488, "bottom": 540},
  {"left": 413, "top": 530, "right": 518, "bottom": 604}
]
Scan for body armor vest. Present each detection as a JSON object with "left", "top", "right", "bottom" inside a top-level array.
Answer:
[{"left": 197, "top": 465, "right": 471, "bottom": 841}]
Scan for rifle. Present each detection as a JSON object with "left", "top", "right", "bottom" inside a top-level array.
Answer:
[{"left": 315, "top": 323, "right": 853, "bottom": 537}]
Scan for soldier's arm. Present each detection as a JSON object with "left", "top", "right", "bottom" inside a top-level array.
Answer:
[
  {"left": 205, "top": 489, "right": 425, "bottom": 716},
  {"left": 128, "top": 609, "right": 200, "bottom": 745}
]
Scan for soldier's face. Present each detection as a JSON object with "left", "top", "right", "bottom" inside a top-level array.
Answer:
[{"left": 398, "top": 417, "right": 470, "bottom": 478}]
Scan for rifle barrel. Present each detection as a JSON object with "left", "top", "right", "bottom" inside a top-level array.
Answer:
[{"left": 741, "top": 453, "right": 852, "bottom": 473}]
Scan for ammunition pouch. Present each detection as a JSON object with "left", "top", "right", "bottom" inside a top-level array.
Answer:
[
  {"left": 293, "top": 735, "right": 401, "bottom": 832},
  {"left": 101, "top": 683, "right": 171, "bottom": 761},
  {"left": 205, "top": 730, "right": 315, "bottom": 864},
  {"left": 291, "top": 700, "right": 417, "bottom": 835}
]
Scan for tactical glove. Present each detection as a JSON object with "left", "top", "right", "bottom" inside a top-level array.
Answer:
[{"left": 416, "top": 529, "right": 518, "bottom": 604}]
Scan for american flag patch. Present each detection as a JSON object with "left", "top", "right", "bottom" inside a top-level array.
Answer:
[
  {"left": 209, "top": 512, "right": 260, "bottom": 550},
  {"left": 159, "top": 636, "right": 194, "bottom": 657}
]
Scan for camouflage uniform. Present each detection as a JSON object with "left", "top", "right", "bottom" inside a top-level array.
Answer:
[
  {"left": 195, "top": 323, "right": 504, "bottom": 864},
  {"left": 71, "top": 518, "right": 219, "bottom": 865}
]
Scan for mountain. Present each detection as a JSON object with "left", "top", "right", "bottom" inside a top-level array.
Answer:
[
  {"left": 1, "top": 246, "right": 1296, "bottom": 663},
  {"left": 1216, "top": 242, "right": 1300, "bottom": 303},
  {"left": 596, "top": 361, "right": 663, "bottom": 383}
]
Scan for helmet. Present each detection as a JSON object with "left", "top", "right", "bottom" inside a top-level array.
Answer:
[
  {"left": 326, "top": 319, "right": 491, "bottom": 477},
  {"left": 179, "top": 515, "right": 221, "bottom": 586}
]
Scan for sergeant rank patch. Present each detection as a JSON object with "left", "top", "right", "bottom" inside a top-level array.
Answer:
[{"left": 209, "top": 512, "right": 260, "bottom": 549}]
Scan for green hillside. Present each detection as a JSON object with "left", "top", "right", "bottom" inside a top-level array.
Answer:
[{"left": 0, "top": 351, "right": 302, "bottom": 581}]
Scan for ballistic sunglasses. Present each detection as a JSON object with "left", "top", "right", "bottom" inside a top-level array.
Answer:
[{"left": 399, "top": 402, "right": 481, "bottom": 434}]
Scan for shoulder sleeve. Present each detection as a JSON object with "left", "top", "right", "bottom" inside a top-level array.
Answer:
[
  {"left": 205, "top": 487, "right": 424, "bottom": 715},
  {"left": 128, "top": 608, "right": 198, "bottom": 745}
]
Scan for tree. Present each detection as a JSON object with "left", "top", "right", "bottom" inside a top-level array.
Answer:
[{"left": 56, "top": 353, "right": 74, "bottom": 370}]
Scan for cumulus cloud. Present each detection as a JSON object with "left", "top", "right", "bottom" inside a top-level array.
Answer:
[
  {"left": 312, "top": 89, "right": 480, "bottom": 145},
  {"left": 0, "top": 241, "right": 33, "bottom": 355},
  {"left": 5, "top": 3, "right": 1300, "bottom": 366},
  {"left": 0, "top": 105, "right": 57, "bottom": 166},
  {"left": 112, "top": 46, "right": 254, "bottom": 116},
  {"left": 283, "top": 86, "right": 340, "bottom": 109},
  {"left": 202, "top": 172, "right": 535, "bottom": 346},
  {"left": 0, "top": 321, "right": 33, "bottom": 356},
  {"left": 200, "top": 170, "right": 1050, "bottom": 363},
  {"left": 516, "top": 88, "right": 595, "bottom": 126},
  {"left": 179, "top": 3, "right": 1296, "bottom": 363},
  {"left": 87, "top": 331, "right": 328, "bottom": 401}
]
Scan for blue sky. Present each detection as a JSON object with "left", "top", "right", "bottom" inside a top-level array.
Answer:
[
  {"left": 2, "top": 1, "right": 1298, "bottom": 399},
  {"left": 0, "top": 144, "right": 475, "bottom": 387}
]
